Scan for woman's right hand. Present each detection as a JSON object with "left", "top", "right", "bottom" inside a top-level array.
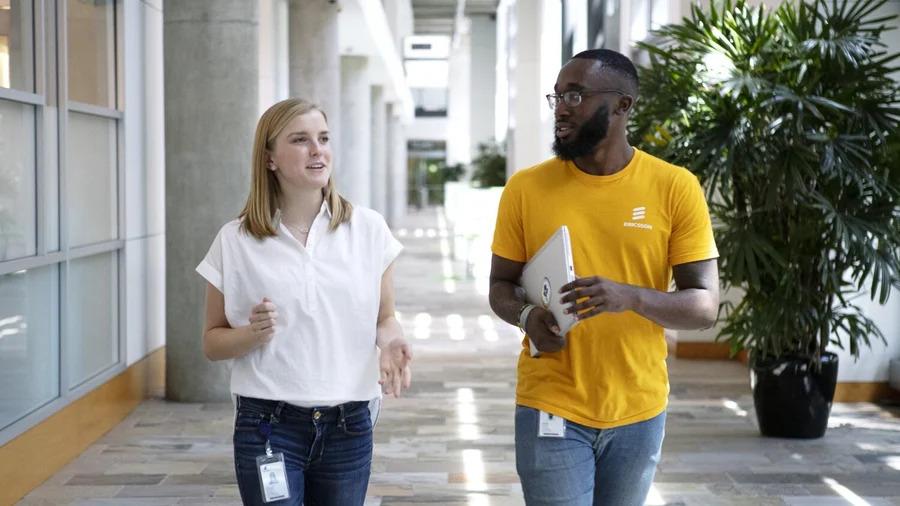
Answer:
[{"left": 246, "top": 297, "right": 278, "bottom": 344}]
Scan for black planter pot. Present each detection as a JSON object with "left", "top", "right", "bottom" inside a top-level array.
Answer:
[{"left": 750, "top": 352, "right": 839, "bottom": 439}]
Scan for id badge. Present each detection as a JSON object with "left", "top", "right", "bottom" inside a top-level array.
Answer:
[
  {"left": 538, "top": 410, "right": 566, "bottom": 438},
  {"left": 256, "top": 452, "right": 290, "bottom": 503}
]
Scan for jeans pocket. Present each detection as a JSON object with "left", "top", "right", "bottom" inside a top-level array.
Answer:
[
  {"left": 341, "top": 407, "right": 373, "bottom": 436},
  {"left": 234, "top": 409, "right": 267, "bottom": 432}
]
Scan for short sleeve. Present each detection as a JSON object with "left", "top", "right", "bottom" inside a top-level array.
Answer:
[
  {"left": 668, "top": 173, "right": 719, "bottom": 266},
  {"left": 491, "top": 175, "right": 527, "bottom": 262},
  {"left": 196, "top": 226, "right": 226, "bottom": 292},
  {"left": 379, "top": 215, "right": 403, "bottom": 272}
]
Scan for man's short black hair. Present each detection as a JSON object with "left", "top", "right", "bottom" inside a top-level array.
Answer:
[{"left": 571, "top": 49, "right": 639, "bottom": 96}]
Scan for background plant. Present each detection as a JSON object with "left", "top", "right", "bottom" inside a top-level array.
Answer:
[
  {"left": 470, "top": 141, "right": 507, "bottom": 188},
  {"left": 632, "top": 0, "right": 900, "bottom": 361}
]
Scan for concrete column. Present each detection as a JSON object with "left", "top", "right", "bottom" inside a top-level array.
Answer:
[
  {"left": 370, "top": 86, "right": 388, "bottom": 216},
  {"left": 386, "top": 104, "right": 407, "bottom": 228},
  {"left": 259, "top": 0, "right": 289, "bottom": 114},
  {"left": 507, "top": 0, "right": 560, "bottom": 173},
  {"left": 164, "top": 0, "right": 259, "bottom": 401},
  {"left": 340, "top": 55, "right": 371, "bottom": 207},
  {"left": 288, "top": 0, "right": 341, "bottom": 156},
  {"left": 446, "top": 19, "right": 471, "bottom": 166},
  {"left": 469, "top": 15, "right": 496, "bottom": 157}
]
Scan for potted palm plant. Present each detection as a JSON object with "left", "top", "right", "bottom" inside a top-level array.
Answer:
[{"left": 632, "top": 0, "right": 900, "bottom": 438}]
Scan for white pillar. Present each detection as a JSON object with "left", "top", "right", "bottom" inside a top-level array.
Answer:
[
  {"left": 386, "top": 103, "right": 407, "bottom": 227},
  {"left": 259, "top": 0, "right": 289, "bottom": 114},
  {"left": 446, "top": 18, "right": 472, "bottom": 166},
  {"left": 340, "top": 55, "right": 372, "bottom": 207},
  {"left": 288, "top": 0, "right": 341, "bottom": 156},
  {"left": 370, "top": 86, "right": 388, "bottom": 215},
  {"left": 507, "top": 0, "right": 561, "bottom": 173},
  {"left": 469, "top": 14, "right": 496, "bottom": 156}
]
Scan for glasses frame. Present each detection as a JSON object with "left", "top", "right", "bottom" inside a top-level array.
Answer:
[{"left": 545, "top": 89, "right": 628, "bottom": 109}]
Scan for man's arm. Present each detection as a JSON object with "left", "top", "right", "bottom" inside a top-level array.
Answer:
[
  {"left": 489, "top": 254, "right": 565, "bottom": 352},
  {"left": 559, "top": 258, "right": 719, "bottom": 330},
  {"left": 488, "top": 254, "right": 528, "bottom": 326}
]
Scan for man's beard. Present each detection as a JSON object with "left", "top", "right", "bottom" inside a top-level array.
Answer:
[{"left": 552, "top": 105, "right": 609, "bottom": 161}]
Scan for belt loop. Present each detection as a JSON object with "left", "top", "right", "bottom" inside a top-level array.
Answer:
[
  {"left": 235, "top": 395, "right": 241, "bottom": 410},
  {"left": 272, "top": 401, "right": 285, "bottom": 422},
  {"left": 338, "top": 402, "right": 347, "bottom": 425}
]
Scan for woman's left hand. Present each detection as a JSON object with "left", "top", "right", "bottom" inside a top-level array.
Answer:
[{"left": 379, "top": 337, "right": 412, "bottom": 398}]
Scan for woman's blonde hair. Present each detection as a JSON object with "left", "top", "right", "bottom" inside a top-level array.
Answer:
[{"left": 239, "top": 98, "right": 352, "bottom": 239}]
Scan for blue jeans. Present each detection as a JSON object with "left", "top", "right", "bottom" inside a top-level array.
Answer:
[
  {"left": 515, "top": 405, "right": 666, "bottom": 506},
  {"left": 233, "top": 396, "right": 373, "bottom": 505}
]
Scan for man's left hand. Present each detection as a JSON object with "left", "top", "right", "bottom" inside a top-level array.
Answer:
[{"left": 559, "top": 276, "right": 638, "bottom": 321}]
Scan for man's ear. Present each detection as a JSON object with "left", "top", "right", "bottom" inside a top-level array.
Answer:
[{"left": 616, "top": 95, "right": 635, "bottom": 116}]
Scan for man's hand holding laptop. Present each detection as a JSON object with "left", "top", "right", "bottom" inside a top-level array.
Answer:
[
  {"left": 559, "top": 276, "right": 636, "bottom": 320},
  {"left": 522, "top": 306, "right": 565, "bottom": 353}
]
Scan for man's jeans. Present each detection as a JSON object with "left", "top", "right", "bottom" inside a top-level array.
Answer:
[
  {"left": 515, "top": 405, "right": 666, "bottom": 506},
  {"left": 233, "top": 396, "right": 373, "bottom": 505}
]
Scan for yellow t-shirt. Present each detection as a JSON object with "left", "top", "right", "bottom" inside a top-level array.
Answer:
[{"left": 491, "top": 149, "right": 718, "bottom": 428}]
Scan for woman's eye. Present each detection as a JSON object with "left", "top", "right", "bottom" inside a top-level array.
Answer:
[{"left": 320, "top": 136, "right": 329, "bottom": 144}]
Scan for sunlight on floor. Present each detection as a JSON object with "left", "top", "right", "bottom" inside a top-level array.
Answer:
[
  {"left": 457, "top": 387, "right": 481, "bottom": 441},
  {"left": 644, "top": 484, "right": 666, "bottom": 505},
  {"left": 880, "top": 455, "right": 900, "bottom": 471},
  {"left": 447, "top": 313, "right": 465, "bottom": 341},
  {"left": 462, "top": 449, "right": 487, "bottom": 492},
  {"left": 478, "top": 314, "right": 499, "bottom": 342},
  {"left": 722, "top": 399, "right": 748, "bottom": 417},
  {"left": 823, "top": 476, "right": 871, "bottom": 506},
  {"left": 467, "top": 492, "right": 490, "bottom": 505},
  {"left": 414, "top": 312, "right": 432, "bottom": 340}
]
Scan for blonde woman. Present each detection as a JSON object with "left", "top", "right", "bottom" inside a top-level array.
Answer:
[{"left": 196, "top": 98, "right": 412, "bottom": 505}]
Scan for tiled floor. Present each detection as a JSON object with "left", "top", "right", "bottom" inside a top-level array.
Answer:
[{"left": 19, "top": 208, "right": 900, "bottom": 505}]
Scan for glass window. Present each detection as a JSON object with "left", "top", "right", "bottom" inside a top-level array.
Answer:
[
  {"left": 67, "top": 252, "right": 117, "bottom": 387},
  {"left": 413, "top": 88, "right": 448, "bottom": 117},
  {"left": 0, "top": 0, "right": 34, "bottom": 92},
  {"left": 67, "top": 0, "right": 115, "bottom": 108},
  {"left": 67, "top": 112, "right": 117, "bottom": 247},
  {"left": 0, "top": 98, "right": 36, "bottom": 261},
  {"left": 0, "top": 265, "right": 59, "bottom": 430}
]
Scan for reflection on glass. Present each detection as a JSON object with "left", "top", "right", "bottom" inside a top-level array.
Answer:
[
  {"left": 0, "top": 265, "right": 59, "bottom": 430},
  {"left": 0, "top": 98, "right": 36, "bottom": 261},
  {"left": 67, "top": 252, "right": 117, "bottom": 387},
  {"left": 0, "top": 0, "right": 34, "bottom": 91},
  {"left": 67, "top": 111, "right": 117, "bottom": 247},
  {"left": 67, "top": 0, "right": 115, "bottom": 108}
]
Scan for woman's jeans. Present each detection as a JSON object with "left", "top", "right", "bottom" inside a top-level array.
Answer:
[
  {"left": 233, "top": 395, "right": 373, "bottom": 505},
  {"left": 515, "top": 405, "right": 666, "bottom": 506}
]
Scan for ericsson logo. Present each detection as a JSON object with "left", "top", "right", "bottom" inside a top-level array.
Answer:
[{"left": 624, "top": 206, "right": 653, "bottom": 230}]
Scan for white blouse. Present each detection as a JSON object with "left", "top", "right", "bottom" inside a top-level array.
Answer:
[{"left": 196, "top": 201, "right": 403, "bottom": 406}]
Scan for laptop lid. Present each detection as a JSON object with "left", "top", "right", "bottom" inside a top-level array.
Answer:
[{"left": 519, "top": 226, "right": 579, "bottom": 348}]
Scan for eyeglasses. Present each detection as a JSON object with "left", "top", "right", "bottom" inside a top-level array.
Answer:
[{"left": 545, "top": 89, "right": 626, "bottom": 109}]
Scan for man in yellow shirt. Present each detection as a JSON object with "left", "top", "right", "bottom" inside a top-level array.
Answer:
[{"left": 490, "top": 49, "right": 719, "bottom": 506}]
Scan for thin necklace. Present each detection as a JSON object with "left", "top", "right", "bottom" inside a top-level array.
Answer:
[{"left": 285, "top": 223, "right": 310, "bottom": 235}]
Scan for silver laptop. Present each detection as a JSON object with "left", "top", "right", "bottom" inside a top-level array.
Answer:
[{"left": 519, "top": 226, "right": 579, "bottom": 357}]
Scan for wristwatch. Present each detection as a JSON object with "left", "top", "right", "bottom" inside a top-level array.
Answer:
[{"left": 517, "top": 303, "right": 537, "bottom": 332}]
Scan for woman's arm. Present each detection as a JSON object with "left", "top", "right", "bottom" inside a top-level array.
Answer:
[
  {"left": 202, "top": 283, "right": 277, "bottom": 361},
  {"left": 375, "top": 262, "right": 412, "bottom": 396}
]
